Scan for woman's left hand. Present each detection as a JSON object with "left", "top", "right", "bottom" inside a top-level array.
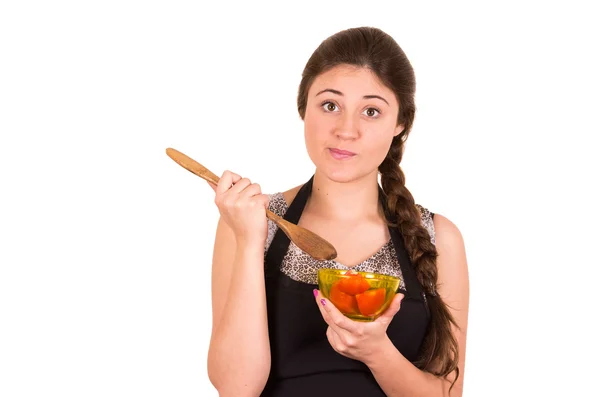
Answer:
[{"left": 314, "top": 289, "right": 404, "bottom": 364}]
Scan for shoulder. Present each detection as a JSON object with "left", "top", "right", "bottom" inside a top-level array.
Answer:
[
  {"left": 281, "top": 185, "right": 303, "bottom": 207},
  {"left": 267, "top": 185, "right": 303, "bottom": 213},
  {"left": 431, "top": 213, "right": 468, "bottom": 292},
  {"left": 431, "top": 213, "right": 465, "bottom": 253}
]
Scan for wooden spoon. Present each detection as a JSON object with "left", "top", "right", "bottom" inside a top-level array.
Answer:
[{"left": 165, "top": 147, "right": 337, "bottom": 261}]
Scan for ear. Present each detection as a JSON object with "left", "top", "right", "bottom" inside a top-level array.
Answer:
[{"left": 393, "top": 124, "right": 404, "bottom": 137}]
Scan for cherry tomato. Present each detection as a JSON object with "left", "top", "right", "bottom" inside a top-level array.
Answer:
[
  {"left": 336, "top": 272, "right": 370, "bottom": 296},
  {"left": 355, "top": 288, "right": 386, "bottom": 316},
  {"left": 329, "top": 281, "right": 359, "bottom": 314}
]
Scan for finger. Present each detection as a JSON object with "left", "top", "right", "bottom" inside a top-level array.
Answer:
[
  {"left": 314, "top": 290, "right": 358, "bottom": 334},
  {"left": 375, "top": 293, "right": 404, "bottom": 324},
  {"left": 313, "top": 290, "right": 334, "bottom": 324},
  {"left": 215, "top": 171, "right": 242, "bottom": 195},
  {"left": 228, "top": 177, "right": 252, "bottom": 195},
  {"left": 326, "top": 326, "right": 343, "bottom": 352},
  {"left": 239, "top": 183, "right": 262, "bottom": 199},
  {"left": 250, "top": 193, "right": 271, "bottom": 212}
]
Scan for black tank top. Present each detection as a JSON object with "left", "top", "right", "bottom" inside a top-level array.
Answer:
[{"left": 261, "top": 177, "right": 430, "bottom": 396}]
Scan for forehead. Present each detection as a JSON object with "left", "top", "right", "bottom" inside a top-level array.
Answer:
[{"left": 309, "top": 64, "right": 394, "bottom": 98}]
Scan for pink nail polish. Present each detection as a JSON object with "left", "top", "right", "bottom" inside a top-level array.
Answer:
[
  {"left": 313, "top": 289, "right": 318, "bottom": 298},
  {"left": 320, "top": 299, "right": 326, "bottom": 306}
]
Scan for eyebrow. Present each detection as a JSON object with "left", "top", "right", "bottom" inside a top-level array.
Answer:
[{"left": 315, "top": 88, "right": 389, "bottom": 105}]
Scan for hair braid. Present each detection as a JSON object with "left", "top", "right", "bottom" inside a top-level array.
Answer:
[{"left": 379, "top": 134, "right": 460, "bottom": 386}]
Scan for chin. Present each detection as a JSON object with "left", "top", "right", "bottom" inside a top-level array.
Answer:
[
  {"left": 318, "top": 164, "right": 373, "bottom": 184},
  {"left": 326, "top": 171, "right": 357, "bottom": 183}
]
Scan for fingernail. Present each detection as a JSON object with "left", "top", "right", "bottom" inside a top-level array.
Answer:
[
  {"left": 320, "top": 299, "right": 326, "bottom": 306},
  {"left": 313, "top": 289, "right": 318, "bottom": 298}
]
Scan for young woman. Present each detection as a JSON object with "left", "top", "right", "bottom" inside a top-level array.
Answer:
[{"left": 207, "top": 26, "right": 469, "bottom": 397}]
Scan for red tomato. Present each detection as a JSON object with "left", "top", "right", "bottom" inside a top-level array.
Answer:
[
  {"left": 329, "top": 281, "right": 359, "bottom": 314},
  {"left": 337, "top": 273, "right": 370, "bottom": 296},
  {"left": 355, "top": 288, "right": 386, "bottom": 316}
]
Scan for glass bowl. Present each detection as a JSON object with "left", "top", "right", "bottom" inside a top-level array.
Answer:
[{"left": 317, "top": 268, "right": 401, "bottom": 322}]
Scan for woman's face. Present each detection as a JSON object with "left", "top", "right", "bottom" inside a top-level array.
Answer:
[{"left": 304, "top": 64, "right": 403, "bottom": 183}]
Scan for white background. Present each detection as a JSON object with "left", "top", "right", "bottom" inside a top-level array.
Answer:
[{"left": 1, "top": 1, "right": 598, "bottom": 396}]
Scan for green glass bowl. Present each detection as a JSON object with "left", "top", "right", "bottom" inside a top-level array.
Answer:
[{"left": 317, "top": 268, "right": 401, "bottom": 322}]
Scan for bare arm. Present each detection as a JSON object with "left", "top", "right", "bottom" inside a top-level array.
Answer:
[
  {"left": 206, "top": 173, "right": 272, "bottom": 397},
  {"left": 365, "top": 214, "right": 470, "bottom": 396}
]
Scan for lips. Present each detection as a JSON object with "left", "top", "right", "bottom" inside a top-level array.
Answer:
[
  {"left": 329, "top": 148, "right": 356, "bottom": 160},
  {"left": 330, "top": 148, "right": 355, "bottom": 156}
]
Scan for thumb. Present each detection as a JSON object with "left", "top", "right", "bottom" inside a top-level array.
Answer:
[
  {"left": 260, "top": 194, "right": 271, "bottom": 209},
  {"left": 377, "top": 293, "right": 404, "bottom": 323}
]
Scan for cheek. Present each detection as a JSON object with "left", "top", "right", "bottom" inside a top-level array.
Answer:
[
  {"left": 363, "top": 128, "right": 396, "bottom": 160},
  {"left": 304, "top": 109, "right": 329, "bottom": 144}
]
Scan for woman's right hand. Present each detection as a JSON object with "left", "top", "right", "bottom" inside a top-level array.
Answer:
[{"left": 210, "top": 170, "right": 270, "bottom": 247}]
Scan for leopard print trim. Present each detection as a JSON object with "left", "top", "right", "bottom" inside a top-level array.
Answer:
[
  {"left": 416, "top": 204, "right": 436, "bottom": 245},
  {"left": 265, "top": 192, "right": 435, "bottom": 286},
  {"left": 265, "top": 193, "right": 288, "bottom": 251}
]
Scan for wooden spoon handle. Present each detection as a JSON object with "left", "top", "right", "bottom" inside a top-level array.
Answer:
[
  {"left": 165, "top": 147, "right": 338, "bottom": 261},
  {"left": 166, "top": 148, "right": 220, "bottom": 186}
]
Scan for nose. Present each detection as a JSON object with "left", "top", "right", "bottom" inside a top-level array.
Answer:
[{"left": 334, "top": 112, "right": 359, "bottom": 140}]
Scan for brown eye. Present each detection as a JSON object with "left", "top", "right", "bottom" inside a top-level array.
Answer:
[
  {"left": 364, "top": 108, "right": 380, "bottom": 117},
  {"left": 322, "top": 102, "right": 339, "bottom": 112}
]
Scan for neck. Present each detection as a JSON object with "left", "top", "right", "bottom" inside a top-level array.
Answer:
[{"left": 307, "top": 169, "right": 382, "bottom": 221}]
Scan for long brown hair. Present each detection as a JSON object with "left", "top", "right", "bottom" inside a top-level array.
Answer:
[{"left": 297, "top": 27, "right": 459, "bottom": 386}]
